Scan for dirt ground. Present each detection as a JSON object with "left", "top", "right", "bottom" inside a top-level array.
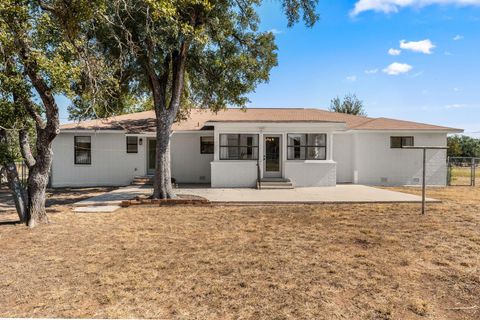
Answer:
[
  {"left": 0, "top": 186, "right": 479, "bottom": 319},
  {"left": 0, "top": 187, "right": 115, "bottom": 214}
]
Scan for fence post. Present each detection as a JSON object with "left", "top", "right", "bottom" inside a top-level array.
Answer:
[
  {"left": 447, "top": 157, "right": 451, "bottom": 186},
  {"left": 472, "top": 157, "right": 476, "bottom": 187}
]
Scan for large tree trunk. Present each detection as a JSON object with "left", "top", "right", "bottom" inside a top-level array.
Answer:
[
  {"left": 25, "top": 144, "right": 53, "bottom": 228},
  {"left": 3, "top": 163, "right": 28, "bottom": 222},
  {"left": 153, "top": 115, "right": 175, "bottom": 199}
]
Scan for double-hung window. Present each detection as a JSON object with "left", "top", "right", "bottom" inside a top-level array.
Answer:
[
  {"left": 74, "top": 136, "right": 91, "bottom": 165},
  {"left": 287, "top": 134, "right": 327, "bottom": 160},
  {"left": 219, "top": 134, "right": 259, "bottom": 160},
  {"left": 126, "top": 136, "right": 138, "bottom": 153},
  {"left": 390, "top": 136, "right": 414, "bottom": 149},
  {"left": 200, "top": 136, "right": 214, "bottom": 154}
]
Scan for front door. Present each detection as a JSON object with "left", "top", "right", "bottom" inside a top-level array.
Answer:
[
  {"left": 263, "top": 135, "right": 282, "bottom": 178},
  {"left": 147, "top": 139, "right": 156, "bottom": 175}
]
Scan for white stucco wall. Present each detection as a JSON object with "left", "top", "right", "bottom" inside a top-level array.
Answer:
[
  {"left": 284, "top": 161, "right": 336, "bottom": 187},
  {"left": 171, "top": 132, "right": 214, "bottom": 183},
  {"left": 353, "top": 132, "right": 448, "bottom": 186},
  {"left": 52, "top": 131, "right": 213, "bottom": 187},
  {"left": 211, "top": 161, "right": 258, "bottom": 188},
  {"left": 333, "top": 133, "right": 353, "bottom": 183},
  {"left": 51, "top": 132, "right": 146, "bottom": 187}
]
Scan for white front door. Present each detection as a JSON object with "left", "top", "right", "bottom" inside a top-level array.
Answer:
[{"left": 263, "top": 135, "right": 282, "bottom": 178}]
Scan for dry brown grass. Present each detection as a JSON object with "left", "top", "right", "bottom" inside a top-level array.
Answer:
[{"left": 0, "top": 187, "right": 479, "bottom": 319}]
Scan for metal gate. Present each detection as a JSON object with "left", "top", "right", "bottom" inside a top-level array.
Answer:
[{"left": 447, "top": 157, "right": 479, "bottom": 186}]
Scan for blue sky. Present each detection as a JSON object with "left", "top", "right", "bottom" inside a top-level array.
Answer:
[
  {"left": 59, "top": 0, "right": 480, "bottom": 136},
  {"left": 248, "top": 0, "right": 480, "bottom": 136}
]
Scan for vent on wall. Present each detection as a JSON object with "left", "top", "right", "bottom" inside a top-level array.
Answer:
[
  {"left": 413, "top": 178, "right": 420, "bottom": 183},
  {"left": 380, "top": 177, "right": 388, "bottom": 183},
  {"left": 199, "top": 176, "right": 206, "bottom": 181}
]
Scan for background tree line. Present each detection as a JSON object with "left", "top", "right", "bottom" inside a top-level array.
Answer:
[{"left": 447, "top": 135, "right": 480, "bottom": 158}]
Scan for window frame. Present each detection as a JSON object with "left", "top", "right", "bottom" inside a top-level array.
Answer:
[
  {"left": 200, "top": 136, "right": 214, "bottom": 154},
  {"left": 219, "top": 134, "right": 259, "bottom": 160},
  {"left": 74, "top": 136, "right": 92, "bottom": 165},
  {"left": 126, "top": 136, "right": 138, "bottom": 154},
  {"left": 390, "top": 136, "right": 414, "bottom": 149},
  {"left": 287, "top": 133, "right": 327, "bottom": 161}
]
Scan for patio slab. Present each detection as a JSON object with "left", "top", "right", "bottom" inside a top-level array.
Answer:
[
  {"left": 179, "top": 185, "right": 439, "bottom": 204},
  {"left": 73, "top": 184, "right": 439, "bottom": 206}
]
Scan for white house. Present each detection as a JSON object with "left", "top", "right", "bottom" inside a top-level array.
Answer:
[{"left": 51, "top": 108, "right": 462, "bottom": 188}]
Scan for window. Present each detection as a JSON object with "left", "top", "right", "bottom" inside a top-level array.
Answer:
[
  {"left": 126, "top": 136, "right": 138, "bottom": 153},
  {"left": 200, "top": 136, "right": 214, "bottom": 154},
  {"left": 219, "top": 134, "right": 259, "bottom": 160},
  {"left": 74, "top": 136, "right": 91, "bottom": 165},
  {"left": 287, "top": 134, "right": 327, "bottom": 160},
  {"left": 390, "top": 136, "right": 414, "bottom": 149}
]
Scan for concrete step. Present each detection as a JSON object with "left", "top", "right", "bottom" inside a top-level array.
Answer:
[
  {"left": 259, "top": 185, "right": 294, "bottom": 190},
  {"left": 131, "top": 176, "right": 153, "bottom": 185},
  {"left": 258, "top": 178, "right": 294, "bottom": 189}
]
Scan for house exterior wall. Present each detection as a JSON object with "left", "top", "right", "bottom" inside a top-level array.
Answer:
[
  {"left": 284, "top": 161, "right": 336, "bottom": 187},
  {"left": 51, "top": 131, "right": 213, "bottom": 187},
  {"left": 51, "top": 126, "right": 449, "bottom": 188},
  {"left": 51, "top": 132, "right": 146, "bottom": 187},
  {"left": 353, "top": 132, "right": 447, "bottom": 186},
  {"left": 171, "top": 132, "right": 214, "bottom": 183},
  {"left": 333, "top": 133, "right": 354, "bottom": 183},
  {"left": 209, "top": 122, "right": 344, "bottom": 188}
]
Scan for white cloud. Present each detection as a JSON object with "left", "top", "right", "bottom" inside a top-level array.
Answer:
[
  {"left": 445, "top": 103, "right": 467, "bottom": 109},
  {"left": 444, "top": 51, "right": 453, "bottom": 55},
  {"left": 350, "top": 0, "right": 480, "bottom": 16},
  {"left": 346, "top": 75, "right": 357, "bottom": 81},
  {"left": 453, "top": 87, "right": 460, "bottom": 91},
  {"left": 382, "top": 62, "right": 413, "bottom": 75},
  {"left": 453, "top": 34, "right": 464, "bottom": 40},
  {"left": 388, "top": 48, "right": 401, "bottom": 55},
  {"left": 400, "top": 39, "right": 435, "bottom": 54},
  {"left": 268, "top": 29, "right": 283, "bottom": 35},
  {"left": 364, "top": 68, "right": 379, "bottom": 74}
]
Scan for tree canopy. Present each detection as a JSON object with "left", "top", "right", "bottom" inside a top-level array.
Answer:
[
  {"left": 447, "top": 135, "right": 480, "bottom": 158},
  {"left": 329, "top": 93, "right": 367, "bottom": 116}
]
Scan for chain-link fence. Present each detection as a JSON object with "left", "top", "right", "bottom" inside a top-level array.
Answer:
[
  {"left": 447, "top": 157, "right": 479, "bottom": 186},
  {"left": 0, "top": 161, "right": 28, "bottom": 188}
]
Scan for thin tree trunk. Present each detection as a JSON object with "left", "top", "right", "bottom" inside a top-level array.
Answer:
[
  {"left": 3, "top": 163, "right": 28, "bottom": 222},
  {"left": 153, "top": 115, "right": 175, "bottom": 199}
]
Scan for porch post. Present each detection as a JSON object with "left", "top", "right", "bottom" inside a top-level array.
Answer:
[
  {"left": 258, "top": 131, "right": 264, "bottom": 179},
  {"left": 328, "top": 133, "right": 334, "bottom": 160}
]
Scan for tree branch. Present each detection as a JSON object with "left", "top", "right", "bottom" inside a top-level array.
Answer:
[
  {"left": 167, "top": 40, "right": 189, "bottom": 123},
  {"left": 19, "top": 129, "right": 36, "bottom": 168},
  {"left": 14, "top": 36, "right": 59, "bottom": 140}
]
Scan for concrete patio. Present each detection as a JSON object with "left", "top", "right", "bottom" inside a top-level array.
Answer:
[{"left": 73, "top": 184, "right": 439, "bottom": 208}]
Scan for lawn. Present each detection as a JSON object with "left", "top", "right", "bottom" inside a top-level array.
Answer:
[
  {"left": 449, "top": 166, "right": 480, "bottom": 186},
  {"left": 0, "top": 187, "right": 479, "bottom": 319}
]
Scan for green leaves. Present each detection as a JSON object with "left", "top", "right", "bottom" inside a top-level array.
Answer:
[{"left": 329, "top": 94, "right": 367, "bottom": 116}]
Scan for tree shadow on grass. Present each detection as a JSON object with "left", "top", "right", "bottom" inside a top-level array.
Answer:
[{"left": 0, "top": 220, "right": 22, "bottom": 226}]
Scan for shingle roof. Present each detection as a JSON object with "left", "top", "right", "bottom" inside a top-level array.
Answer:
[{"left": 60, "top": 108, "right": 463, "bottom": 133}]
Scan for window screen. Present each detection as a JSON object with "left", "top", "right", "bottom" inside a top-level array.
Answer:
[
  {"left": 74, "top": 136, "right": 91, "bottom": 164},
  {"left": 200, "top": 136, "right": 214, "bottom": 154},
  {"left": 126, "top": 136, "right": 138, "bottom": 153},
  {"left": 287, "top": 134, "right": 327, "bottom": 160},
  {"left": 219, "top": 134, "right": 259, "bottom": 160},
  {"left": 390, "top": 136, "right": 414, "bottom": 149}
]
